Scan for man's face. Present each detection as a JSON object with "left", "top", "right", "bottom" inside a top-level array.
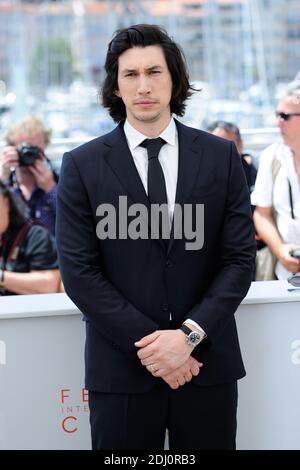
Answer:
[
  {"left": 14, "top": 131, "right": 46, "bottom": 178},
  {"left": 14, "top": 131, "right": 46, "bottom": 153},
  {"left": 276, "top": 98, "right": 300, "bottom": 150},
  {"left": 115, "top": 45, "right": 173, "bottom": 132}
]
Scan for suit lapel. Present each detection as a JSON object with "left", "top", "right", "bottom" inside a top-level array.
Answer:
[
  {"left": 103, "top": 123, "right": 150, "bottom": 209},
  {"left": 103, "top": 123, "right": 166, "bottom": 251},
  {"left": 167, "top": 120, "right": 204, "bottom": 255}
]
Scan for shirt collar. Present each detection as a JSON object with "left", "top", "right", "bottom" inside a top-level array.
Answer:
[{"left": 123, "top": 117, "right": 176, "bottom": 152}]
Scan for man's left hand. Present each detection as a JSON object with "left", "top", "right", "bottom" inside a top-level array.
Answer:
[{"left": 29, "top": 159, "right": 55, "bottom": 193}]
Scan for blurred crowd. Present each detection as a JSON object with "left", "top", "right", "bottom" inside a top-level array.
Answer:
[{"left": 1, "top": 79, "right": 300, "bottom": 296}]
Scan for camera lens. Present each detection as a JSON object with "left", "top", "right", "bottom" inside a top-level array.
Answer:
[{"left": 17, "top": 143, "right": 41, "bottom": 167}]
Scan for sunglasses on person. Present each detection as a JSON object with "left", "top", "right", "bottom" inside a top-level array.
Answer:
[{"left": 275, "top": 111, "right": 300, "bottom": 121}]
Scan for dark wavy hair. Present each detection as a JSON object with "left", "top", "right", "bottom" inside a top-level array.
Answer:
[
  {"left": 0, "top": 180, "right": 28, "bottom": 229},
  {"left": 101, "top": 24, "right": 195, "bottom": 122}
]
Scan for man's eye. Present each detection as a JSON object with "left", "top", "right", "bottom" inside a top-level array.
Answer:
[
  {"left": 150, "top": 70, "right": 161, "bottom": 74},
  {"left": 124, "top": 73, "right": 135, "bottom": 77}
]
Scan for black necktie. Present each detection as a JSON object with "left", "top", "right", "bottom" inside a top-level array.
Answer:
[
  {"left": 140, "top": 137, "right": 168, "bottom": 205},
  {"left": 140, "top": 137, "right": 169, "bottom": 243}
]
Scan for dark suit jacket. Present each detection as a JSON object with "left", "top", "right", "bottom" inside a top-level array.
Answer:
[{"left": 56, "top": 120, "right": 256, "bottom": 393}]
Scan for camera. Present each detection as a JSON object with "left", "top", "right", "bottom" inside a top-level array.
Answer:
[
  {"left": 290, "top": 248, "right": 300, "bottom": 260},
  {"left": 17, "top": 143, "right": 41, "bottom": 167}
]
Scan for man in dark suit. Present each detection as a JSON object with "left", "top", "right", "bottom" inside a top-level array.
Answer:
[{"left": 56, "top": 24, "right": 256, "bottom": 450}]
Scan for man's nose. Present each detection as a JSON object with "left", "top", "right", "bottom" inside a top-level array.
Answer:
[
  {"left": 137, "top": 74, "right": 151, "bottom": 94},
  {"left": 277, "top": 116, "right": 285, "bottom": 128}
]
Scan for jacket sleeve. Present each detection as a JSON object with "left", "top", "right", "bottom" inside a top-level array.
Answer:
[
  {"left": 56, "top": 152, "right": 158, "bottom": 352},
  {"left": 185, "top": 143, "right": 256, "bottom": 344}
]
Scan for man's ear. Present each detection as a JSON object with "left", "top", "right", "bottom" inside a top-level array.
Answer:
[{"left": 114, "top": 89, "right": 121, "bottom": 98}]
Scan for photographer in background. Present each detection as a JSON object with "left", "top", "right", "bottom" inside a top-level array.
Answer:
[
  {"left": 0, "top": 180, "right": 60, "bottom": 296},
  {"left": 0, "top": 117, "right": 58, "bottom": 235}
]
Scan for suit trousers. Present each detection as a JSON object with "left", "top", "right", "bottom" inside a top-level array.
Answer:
[{"left": 88, "top": 380, "right": 238, "bottom": 450}]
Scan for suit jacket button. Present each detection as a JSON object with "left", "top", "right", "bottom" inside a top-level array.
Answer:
[
  {"left": 166, "top": 260, "right": 173, "bottom": 268},
  {"left": 162, "top": 303, "right": 169, "bottom": 312}
]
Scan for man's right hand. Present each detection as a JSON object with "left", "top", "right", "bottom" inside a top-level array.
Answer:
[
  {"left": 161, "top": 356, "right": 203, "bottom": 389},
  {"left": 0, "top": 146, "right": 19, "bottom": 180}
]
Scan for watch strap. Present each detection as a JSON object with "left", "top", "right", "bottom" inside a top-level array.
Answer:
[{"left": 180, "top": 324, "right": 193, "bottom": 336}]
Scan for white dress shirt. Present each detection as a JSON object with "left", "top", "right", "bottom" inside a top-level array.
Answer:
[
  {"left": 123, "top": 118, "right": 206, "bottom": 340},
  {"left": 124, "top": 118, "right": 178, "bottom": 223}
]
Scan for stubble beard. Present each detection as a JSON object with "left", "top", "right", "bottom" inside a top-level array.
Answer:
[{"left": 132, "top": 109, "right": 162, "bottom": 123}]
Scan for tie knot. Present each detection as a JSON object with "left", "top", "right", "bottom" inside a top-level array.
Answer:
[{"left": 140, "top": 137, "right": 166, "bottom": 160}]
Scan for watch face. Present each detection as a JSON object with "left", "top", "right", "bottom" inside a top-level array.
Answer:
[{"left": 188, "top": 332, "right": 201, "bottom": 345}]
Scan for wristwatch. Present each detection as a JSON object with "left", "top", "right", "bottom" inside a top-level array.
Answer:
[{"left": 179, "top": 324, "right": 201, "bottom": 347}]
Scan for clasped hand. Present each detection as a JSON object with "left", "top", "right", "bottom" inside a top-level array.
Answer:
[{"left": 135, "top": 330, "right": 203, "bottom": 389}]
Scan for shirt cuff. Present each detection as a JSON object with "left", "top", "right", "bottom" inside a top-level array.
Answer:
[{"left": 184, "top": 319, "right": 207, "bottom": 341}]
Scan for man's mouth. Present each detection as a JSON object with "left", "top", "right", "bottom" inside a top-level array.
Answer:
[{"left": 135, "top": 100, "right": 157, "bottom": 107}]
